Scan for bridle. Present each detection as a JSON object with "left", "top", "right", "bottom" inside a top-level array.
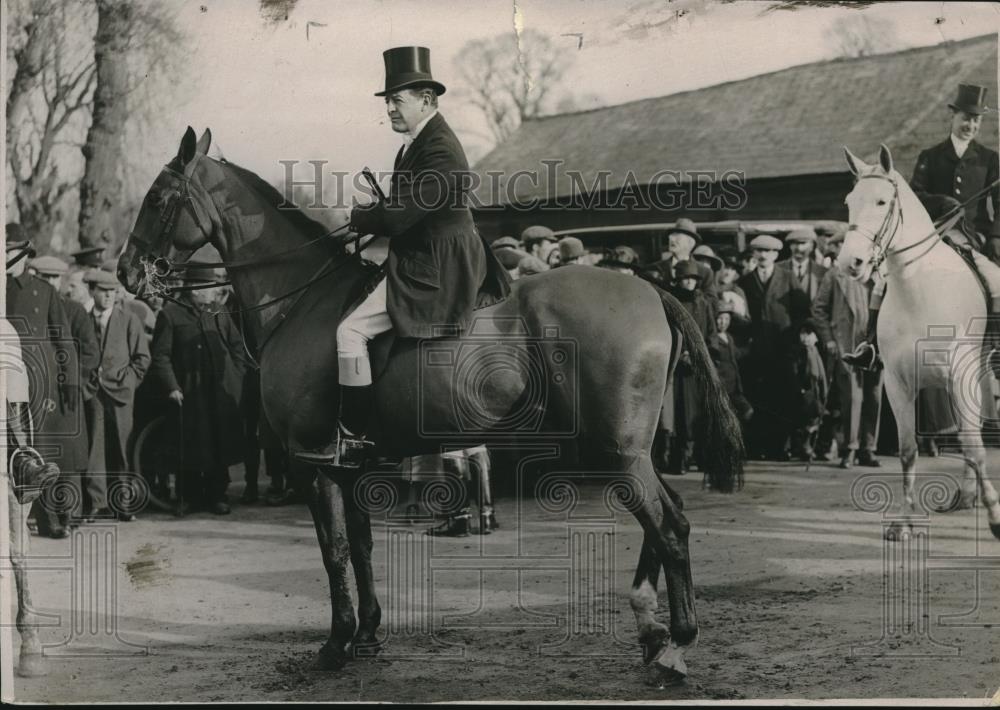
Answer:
[
  {"left": 849, "top": 170, "right": 997, "bottom": 275},
  {"left": 128, "top": 156, "right": 374, "bottom": 364}
]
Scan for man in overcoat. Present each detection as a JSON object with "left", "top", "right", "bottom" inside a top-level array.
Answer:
[
  {"left": 297, "top": 46, "right": 510, "bottom": 466},
  {"left": 811, "top": 262, "right": 883, "bottom": 469},
  {"left": 150, "top": 265, "right": 247, "bottom": 514},
  {"left": 6, "top": 229, "right": 79, "bottom": 537},
  {"left": 738, "top": 234, "right": 796, "bottom": 460},
  {"left": 30, "top": 255, "right": 100, "bottom": 526},
  {"left": 776, "top": 228, "right": 828, "bottom": 327},
  {"left": 86, "top": 268, "right": 150, "bottom": 521}
]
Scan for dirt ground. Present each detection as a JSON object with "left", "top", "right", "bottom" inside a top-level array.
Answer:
[{"left": 9, "top": 452, "right": 1000, "bottom": 703}]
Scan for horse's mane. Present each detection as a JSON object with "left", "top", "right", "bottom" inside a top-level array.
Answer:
[{"left": 173, "top": 153, "right": 334, "bottom": 242}]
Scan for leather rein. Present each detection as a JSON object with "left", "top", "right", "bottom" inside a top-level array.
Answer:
[{"left": 853, "top": 172, "right": 999, "bottom": 274}]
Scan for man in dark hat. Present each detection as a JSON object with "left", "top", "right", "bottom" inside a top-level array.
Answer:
[
  {"left": 6, "top": 227, "right": 80, "bottom": 538},
  {"left": 845, "top": 83, "right": 1000, "bottom": 370},
  {"left": 71, "top": 245, "right": 106, "bottom": 269},
  {"left": 150, "top": 262, "right": 247, "bottom": 515},
  {"left": 296, "top": 47, "right": 510, "bottom": 466},
  {"left": 32, "top": 255, "right": 101, "bottom": 526},
  {"left": 643, "top": 218, "right": 715, "bottom": 297}
]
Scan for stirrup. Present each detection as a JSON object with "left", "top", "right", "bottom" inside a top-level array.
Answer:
[
  {"left": 842, "top": 342, "right": 881, "bottom": 372},
  {"left": 293, "top": 424, "right": 374, "bottom": 468}
]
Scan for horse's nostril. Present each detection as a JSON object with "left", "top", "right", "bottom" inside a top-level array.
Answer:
[{"left": 853, "top": 258, "right": 863, "bottom": 267}]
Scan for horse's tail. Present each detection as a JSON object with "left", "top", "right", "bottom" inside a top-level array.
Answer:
[{"left": 642, "top": 277, "right": 744, "bottom": 493}]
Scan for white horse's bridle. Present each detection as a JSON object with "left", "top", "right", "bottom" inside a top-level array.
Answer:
[{"left": 850, "top": 172, "right": 948, "bottom": 274}]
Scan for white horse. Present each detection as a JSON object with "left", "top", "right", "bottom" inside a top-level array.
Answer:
[{"left": 839, "top": 144, "right": 1000, "bottom": 541}]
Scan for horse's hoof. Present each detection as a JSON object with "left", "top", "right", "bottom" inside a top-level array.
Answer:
[
  {"left": 884, "top": 521, "right": 912, "bottom": 542},
  {"left": 990, "top": 523, "right": 1000, "bottom": 540},
  {"left": 16, "top": 652, "right": 49, "bottom": 678},
  {"left": 645, "top": 664, "right": 686, "bottom": 689},
  {"left": 309, "top": 646, "right": 349, "bottom": 671},
  {"left": 350, "top": 629, "right": 383, "bottom": 659},
  {"left": 639, "top": 626, "right": 669, "bottom": 665}
]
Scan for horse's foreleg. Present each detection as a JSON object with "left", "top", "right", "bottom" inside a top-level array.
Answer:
[
  {"left": 343, "top": 494, "right": 381, "bottom": 656},
  {"left": 624, "top": 457, "right": 697, "bottom": 687},
  {"left": 883, "top": 370, "right": 918, "bottom": 541},
  {"left": 9, "top": 498, "right": 48, "bottom": 677},
  {"left": 301, "top": 468, "right": 357, "bottom": 670}
]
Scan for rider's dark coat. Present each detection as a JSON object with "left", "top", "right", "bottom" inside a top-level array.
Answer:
[
  {"left": 910, "top": 138, "right": 999, "bottom": 239},
  {"left": 350, "top": 113, "right": 511, "bottom": 339}
]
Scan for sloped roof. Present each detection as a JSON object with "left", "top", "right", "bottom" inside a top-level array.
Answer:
[{"left": 473, "top": 34, "right": 998, "bottom": 206}]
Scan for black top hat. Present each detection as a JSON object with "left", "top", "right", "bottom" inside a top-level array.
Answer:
[
  {"left": 71, "top": 245, "right": 105, "bottom": 267},
  {"left": 948, "top": 84, "right": 990, "bottom": 116},
  {"left": 375, "top": 47, "right": 446, "bottom": 97}
]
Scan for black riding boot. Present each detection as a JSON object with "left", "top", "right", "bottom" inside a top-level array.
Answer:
[
  {"left": 842, "top": 308, "right": 883, "bottom": 371},
  {"left": 469, "top": 447, "right": 499, "bottom": 534},
  {"left": 294, "top": 385, "right": 374, "bottom": 467}
]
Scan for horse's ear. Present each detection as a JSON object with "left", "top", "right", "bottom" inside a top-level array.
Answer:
[
  {"left": 196, "top": 128, "right": 212, "bottom": 155},
  {"left": 178, "top": 126, "right": 197, "bottom": 164},
  {"left": 843, "top": 147, "right": 865, "bottom": 177},
  {"left": 878, "top": 143, "right": 893, "bottom": 174}
]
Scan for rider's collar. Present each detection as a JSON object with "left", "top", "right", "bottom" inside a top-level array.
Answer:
[
  {"left": 950, "top": 133, "right": 971, "bottom": 159},
  {"left": 403, "top": 110, "right": 438, "bottom": 147}
]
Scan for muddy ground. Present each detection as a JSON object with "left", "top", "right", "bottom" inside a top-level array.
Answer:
[{"left": 10, "top": 453, "right": 1000, "bottom": 703}]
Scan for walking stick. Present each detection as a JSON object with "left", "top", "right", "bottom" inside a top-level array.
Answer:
[{"left": 174, "top": 401, "right": 185, "bottom": 517}]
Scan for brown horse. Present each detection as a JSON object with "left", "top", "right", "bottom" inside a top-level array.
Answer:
[{"left": 118, "top": 127, "right": 743, "bottom": 686}]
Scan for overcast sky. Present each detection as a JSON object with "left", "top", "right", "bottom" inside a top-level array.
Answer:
[{"left": 148, "top": 1, "right": 999, "bottom": 191}]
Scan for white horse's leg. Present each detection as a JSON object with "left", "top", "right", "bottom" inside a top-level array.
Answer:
[{"left": 882, "top": 368, "right": 918, "bottom": 541}]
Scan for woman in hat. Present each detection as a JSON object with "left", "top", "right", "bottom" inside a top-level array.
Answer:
[
  {"left": 297, "top": 47, "right": 510, "bottom": 466},
  {"left": 662, "top": 260, "right": 716, "bottom": 475}
]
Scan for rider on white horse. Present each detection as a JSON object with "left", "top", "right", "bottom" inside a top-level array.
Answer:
[{"left": 843, "top": 83, "right": 1000, "bottom": 371}]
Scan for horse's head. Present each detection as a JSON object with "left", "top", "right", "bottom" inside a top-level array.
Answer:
[
  {"left": 118, "top": 127, "right": 221, "bottom": 295},
  {"left": 837, "top": 144, "right": 906, "bottom": 282}
]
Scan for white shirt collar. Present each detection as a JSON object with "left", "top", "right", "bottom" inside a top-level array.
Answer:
[
  {"left": 83, "top": 297, "right": 95, "bottom": 313},
  {"left": 757, "top": 264, "right": 774, "bottom": 281},
  {"left": 402, "top": 110, "right": 438, "bottom": 148},
  {"left": 951, "top": 133, "right": 971, "bottom": 159},
  {"left": 93, "top": 303, "right": 113, "bottom": 328}
]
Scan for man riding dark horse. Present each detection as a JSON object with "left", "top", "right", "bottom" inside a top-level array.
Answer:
[
  {"left": 296, "top": 47, "right": 510, "bottom": 466},
  {"left": 844, "top": 83, "right": 1000, "bottom": 371}
]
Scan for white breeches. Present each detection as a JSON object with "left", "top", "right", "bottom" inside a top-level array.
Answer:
[{"left": 336, "top": 277, "right": 392, "bottom": 386}]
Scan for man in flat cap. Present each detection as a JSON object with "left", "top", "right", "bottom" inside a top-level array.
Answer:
[
  {"left": 521, "top": 225, "right": 558, "bottom": 264},
  {"left": 85, "top": 268, "right": 150, "bottom": 520},
  {"left": 556, "top": 237, "right": 587, "bottom": 266},
  {"left": 6, "top": 225, "right": 80, "bottom": 538},
  {"left": 296, "top": 47, "right": 510, "bottom": 466},
  {"left": 738, "top": 234, "right": 797, "bottom": 461},
  {"left": 71, "top": 245, "right": 106, "bottom": 269},
  {"left": 777, "top": 228, "right": 828, "bottom": 329}
]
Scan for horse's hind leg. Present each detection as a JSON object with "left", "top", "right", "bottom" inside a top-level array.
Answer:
[
  {"left": 621, "top": 456, "right": 697, "bottom": 687},
  {"left": 9, "top": 497, "right": 48, "bottom": 677},
  {"left": 948, "top": 358, "right": 1000, "bottom": 538},
  {"left": 300, "top": 467, "right": 357, "bottom": 670},
  {"left": 630, "top": 539, "right": 667, "bottom": 664}
]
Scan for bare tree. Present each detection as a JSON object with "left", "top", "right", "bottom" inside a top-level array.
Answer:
[
  {"left": 6, "top": 0, "right": 97, "bottom": 253},
  {"left": 78, "top": 0, "right": 189, "bottom": 253},
  {"left": 829, "top": 14, "right": 901, "bottom": 58},
  {"left": 453, "top": 29, "right": 573, "bottom": 147}
]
